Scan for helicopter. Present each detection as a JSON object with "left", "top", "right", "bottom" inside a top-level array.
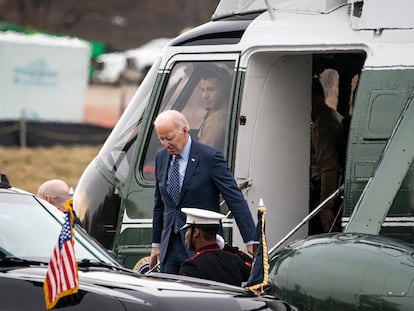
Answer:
[{"left": 73, "top": 0, "right": 414, "bottom": 309}]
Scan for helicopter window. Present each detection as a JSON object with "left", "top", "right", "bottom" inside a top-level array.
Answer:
[{"left": 141, "top": 60, "right": 236, "bottom": 181}]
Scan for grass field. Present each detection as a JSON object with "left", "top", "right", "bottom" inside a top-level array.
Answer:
[{"left": 0, "top": 146, "right": 100, "bottom": 194}]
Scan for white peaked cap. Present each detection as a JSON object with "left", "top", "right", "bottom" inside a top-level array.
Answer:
[{"left": 181, "top": 208, "right": 225, "bottom": 230}]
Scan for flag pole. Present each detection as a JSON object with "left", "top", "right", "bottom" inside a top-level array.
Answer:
[{"left": 244, "top": 198, "right": 269, "bottom": 292}]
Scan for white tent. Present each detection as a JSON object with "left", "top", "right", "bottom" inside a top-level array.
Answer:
[{"left": 0, "top": 31, "right": 90, "bottom": 122}]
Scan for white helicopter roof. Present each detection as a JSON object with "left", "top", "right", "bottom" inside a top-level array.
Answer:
[
  {"left": 165, "top": 0, "right": 414, "bottom": 70},
  {"left": 213, "top": 0, "right": 414, "bottom": 30},
  {"left": 227, "top": 1, "right": 414, "bottom": 69}
]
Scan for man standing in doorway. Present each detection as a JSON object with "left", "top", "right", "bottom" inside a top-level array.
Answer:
[
  {"left": 149, "top": 110, "right": 255, "bottom": 274},
  {"left": 309, "top": 77, "right": 343, "bottom": 234}
]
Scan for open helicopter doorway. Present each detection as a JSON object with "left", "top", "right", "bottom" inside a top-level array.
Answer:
[{"left": 235, "top": 51, "right": 364, "bottom": 248}]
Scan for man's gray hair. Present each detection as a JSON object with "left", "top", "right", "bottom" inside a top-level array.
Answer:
[{"left": 154, "top": 110, "right": 189, "bottom": 132}]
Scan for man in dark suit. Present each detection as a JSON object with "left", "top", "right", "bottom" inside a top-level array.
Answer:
[{"left": 149, "top": 110, "right": 256, "bottom": 274}]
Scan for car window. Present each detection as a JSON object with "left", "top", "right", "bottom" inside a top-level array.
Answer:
[{"left": 0, "top": 192, "right": 117, "bottom": 264}]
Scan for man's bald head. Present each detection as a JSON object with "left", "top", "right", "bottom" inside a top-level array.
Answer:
[{"left": 37, "top": 179, "right": 70, "bottom": 212}]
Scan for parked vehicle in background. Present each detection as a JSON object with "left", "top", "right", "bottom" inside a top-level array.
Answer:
[
  {"left": 123, "top": 37, "right": 172, "bottom": 84},
  {"left": 92, "top": 51, "right": 127, "bottom": 85},
  {"left": 0, "top": 174, "right": 297, "bottom": 310},
  {"left": 92, "top": 38, "right": 171, "bottom": 86}
]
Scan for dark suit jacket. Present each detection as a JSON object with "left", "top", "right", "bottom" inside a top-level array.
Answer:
[{"left": 152, "top": 139, "right": 255, "bottom": 264}]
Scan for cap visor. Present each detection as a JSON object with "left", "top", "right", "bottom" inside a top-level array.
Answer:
[{"left": 181, "top": 223, "right": 191, "bottom": 230}]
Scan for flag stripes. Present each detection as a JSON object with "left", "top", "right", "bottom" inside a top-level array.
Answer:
[{"left": 44, "top": 201, "right": 79, "bottom": 309}]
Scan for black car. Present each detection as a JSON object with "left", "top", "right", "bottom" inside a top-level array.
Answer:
[{"left": 0, "top": 175, "right": 296, "bottom": 311}]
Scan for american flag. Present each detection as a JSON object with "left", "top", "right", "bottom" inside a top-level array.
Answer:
[{"left": 43, "top": 202, "right": 79, "bottom": 309}]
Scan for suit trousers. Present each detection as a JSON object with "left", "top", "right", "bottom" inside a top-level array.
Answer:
[{"left": 160, "top": 229, "right": 189, "bottom": 274}]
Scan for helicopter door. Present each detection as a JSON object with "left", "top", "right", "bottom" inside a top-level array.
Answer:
[{"left": 235, "top": 53, "right": 312, "bottom": 247}]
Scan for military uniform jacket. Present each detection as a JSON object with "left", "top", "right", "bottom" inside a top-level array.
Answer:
[{"left": 179, "top": 242, "right": 251, "bottom": 287}]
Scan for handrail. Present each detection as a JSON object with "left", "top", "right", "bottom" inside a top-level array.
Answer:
[{"left": 268, "top": 184, "right": 344, "bottom": 254}]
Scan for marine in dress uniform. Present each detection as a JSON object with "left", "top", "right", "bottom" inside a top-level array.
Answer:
[{"left": 179, "top": 208, "right": 252, "bottom": 287}]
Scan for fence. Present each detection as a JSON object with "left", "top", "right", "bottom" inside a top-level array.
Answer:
[{"left": 0, "top": 120, "right": 112, "bottom": 147}]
